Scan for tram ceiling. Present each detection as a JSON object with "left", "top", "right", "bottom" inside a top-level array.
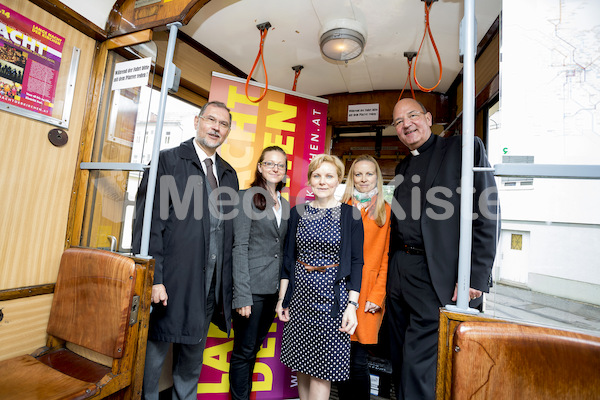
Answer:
[{"left": 56, "top": 0, "right": 500, "bottom": 98}]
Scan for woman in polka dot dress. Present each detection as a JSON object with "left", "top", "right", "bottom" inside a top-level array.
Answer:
[{"left": 276, "top": 154, "right": 364, "bottom": 400}]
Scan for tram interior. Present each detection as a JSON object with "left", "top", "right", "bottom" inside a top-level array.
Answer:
[{"left": 0, "top": 0, "right": 599, "bottom": 399}]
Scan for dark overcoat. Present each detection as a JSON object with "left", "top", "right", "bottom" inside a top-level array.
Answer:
[
  {"left": 133, "top": 138, "right": 239, "bottom": 344},
  {"left": 391, "top": 135, "right": 499, "bottom": 306}
]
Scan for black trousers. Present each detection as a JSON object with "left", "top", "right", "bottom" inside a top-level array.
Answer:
[
  {"left": 386, "top": 251, "right": 442, "bottom": 400},
  {"left": 336, "top": 341, "right": 372, "bottom": 400},
  {"left": 229, "top": 293, "right": 278, "bottom": 400},
  {"left": 142, "top": 279, "right": 217, "bottom": 400}
]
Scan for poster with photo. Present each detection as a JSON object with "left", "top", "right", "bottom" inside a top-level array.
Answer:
[{"left": 0, "top": 5, "right": 65, "bottom": 116}]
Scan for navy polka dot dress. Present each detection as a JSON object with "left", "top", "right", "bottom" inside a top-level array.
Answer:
[{"left": 280, "top": 204, "right": 350, "bottom": 381}]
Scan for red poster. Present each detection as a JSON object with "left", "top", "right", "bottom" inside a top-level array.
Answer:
[
  {"left": 197, "top": 72, "right": 329, "bottom": 399},
  {"left": 0, "top": 5, "right": 65, "bottom": 116}
]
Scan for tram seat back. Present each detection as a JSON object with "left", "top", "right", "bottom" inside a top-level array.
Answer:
[
  {"left": 451, "top": 321, "right": 600, "bottom": 399},
  {"left": 0, "top": 247, "right": 153, "bottom": 400},
  {"left": 47, "top": 247, "right": 136, "bottom": 359}
]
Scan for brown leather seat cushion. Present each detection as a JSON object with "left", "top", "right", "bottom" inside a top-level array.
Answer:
[
  {"left": 452, "top": 321, "right": 600, "bottom": 399},
  {"left": 0, "top": 354, "right": 99, "bottom": 400}
]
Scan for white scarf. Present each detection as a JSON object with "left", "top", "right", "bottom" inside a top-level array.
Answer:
[{"left": 353, "top": 187, "right": 378, "bottom": 210}]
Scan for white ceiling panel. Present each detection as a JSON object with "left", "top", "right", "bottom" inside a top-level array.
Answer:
[{"left": 57, "top": 0, "right": 502, "bottom": 97}]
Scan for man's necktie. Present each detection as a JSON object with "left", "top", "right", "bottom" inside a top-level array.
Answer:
[{"left": 204, "top": 158, "right": 218, "bottom": 190}]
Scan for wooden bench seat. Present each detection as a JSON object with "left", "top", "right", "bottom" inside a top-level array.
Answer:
[
  {"left": 450, "top": 321, "right": 600, "bottom": 399},
  {"left": 0, "top": 247, "right": 154, "bottom": 400}
]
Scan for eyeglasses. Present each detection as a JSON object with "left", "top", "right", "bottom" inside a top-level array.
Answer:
[
  {"left": 200, "top": 115, "right": 231, "bottom": 130},
  {"left": 261, "top": 161, "right": 286, "bottom": 170},
  {"left": 391, "top": 111, "right": 426, "bottom": 128}
]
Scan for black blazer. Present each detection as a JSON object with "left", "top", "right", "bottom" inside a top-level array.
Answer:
[
  {"left": 391, "top": 135, "right": 499, "bottom": 305},
  {"left": 133, "top": 138, "right": 239, "bottom": 342},
  {"left": 281, "top": 203, "right": 364, "bottom": 317}
]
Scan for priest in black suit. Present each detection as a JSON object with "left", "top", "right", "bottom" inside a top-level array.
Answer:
[{"left": 387, "top": 98, "right": 499, "bottom": 400}]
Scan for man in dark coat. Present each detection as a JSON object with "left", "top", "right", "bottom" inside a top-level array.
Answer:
[
  {"left": 387, "top": 98, "right": 499, "bottom": 399},
  {"left": 133, "top": 101, "right": 239, "bottom": 400}
]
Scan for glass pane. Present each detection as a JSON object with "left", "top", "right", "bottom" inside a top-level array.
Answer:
[
  {"left": 90, "top": 50, "right": 155, "bottom": 164},
  {"left": 489, "top": 0, "right": 600, "bottom": 334},
  {"left": 130, "top": 87, "right": 200, "bottom": 165},
  {"left": 80, "top": 169, "right": 136, "bottom": 252},
  {"left": 80, "top": 46, "right": 201, "bottom": 252},
  {"left": 494, "top": 0, "right": 600, "bottom": 167}
]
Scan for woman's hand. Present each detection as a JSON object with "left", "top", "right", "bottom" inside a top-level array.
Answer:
[
  {"left": 340, "top": 304, "right": 358, "bottom": 334},
  {"left": 365, "top": 300, "right": 381, "bottom": 314},
  {"left": 236, "top": 305, "right": 252, "bottom": 318},
  {"left": 276, "top": 300, "right": 290, "bottom": 322}
]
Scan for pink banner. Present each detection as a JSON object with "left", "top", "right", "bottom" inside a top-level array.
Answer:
[
  {"left": 198, "top": 319, "right": 298, "bottom": 399},
  {"left": 210, "top": 72, "right": 329, "bottom": 207},
  {"left": 0, "top": 5, "right": 65, "bottom": 116}
]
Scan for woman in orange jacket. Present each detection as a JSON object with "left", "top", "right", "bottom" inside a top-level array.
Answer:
[{"left": 338, "top": 155, "right": 391, "bottom": 399}]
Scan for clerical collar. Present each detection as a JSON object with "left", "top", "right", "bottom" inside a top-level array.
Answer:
[{"left": 410, "top": 133, "right": 435, "bottom": 156}]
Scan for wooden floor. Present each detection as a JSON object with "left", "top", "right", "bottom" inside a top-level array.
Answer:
[
  {"left": 157, "top": 374, "right": 397, "bottom": 400},
  {"left": 158, "top": 283, "right": 600, "bottom": 400},
  {"left": 329, "top": 381, "right": 397, "bottom": 400}
]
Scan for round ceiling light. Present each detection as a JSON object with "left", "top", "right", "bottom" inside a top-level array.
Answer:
[{"left": 319, "top": 19, "right": 367, "bottom": 62}]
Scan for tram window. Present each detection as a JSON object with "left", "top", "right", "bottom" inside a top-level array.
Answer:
[
  {"left": 81, "top": 82, "right": 200, "bottom": 253},
  {"left": 501, "top": 156, "right": 534, "bottom": 189},
  {"left": 484, "top": 0, "right": 600, "bottom": 334}
]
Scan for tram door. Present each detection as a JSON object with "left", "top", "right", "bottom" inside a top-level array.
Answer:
[{"left": 498, "top": 230, "right": 530, "bottom": 284}]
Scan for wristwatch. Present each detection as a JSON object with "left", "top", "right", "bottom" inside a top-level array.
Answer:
[{"left": 348, "top": 300, "right": 359, "bottom": 309}]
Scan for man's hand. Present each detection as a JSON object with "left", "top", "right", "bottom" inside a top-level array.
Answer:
[
  {"left": 151, "top": 284, "right": 168, "bottom": 306},
  {"left": 452, "top": 283, "right": 482, "bottom": 302}
]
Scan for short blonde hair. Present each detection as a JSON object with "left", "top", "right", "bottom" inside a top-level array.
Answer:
[{"left": 307, "top": 154, "right": 345, "bottom": 184}]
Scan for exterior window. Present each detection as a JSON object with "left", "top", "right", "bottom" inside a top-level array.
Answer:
[
  {"left": 510, "top": 234, "right": 522, "bottom": 250},
  {"left": 501, "top": 155, "right": 534, "bottom": 189}
]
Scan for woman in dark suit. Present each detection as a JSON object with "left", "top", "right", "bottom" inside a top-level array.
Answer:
[
  {"left": 229, "top": 146, "right": 290, "bottom": 400},
  {"left": 276, "top": 154, "right": 364, "bottom": 400}
]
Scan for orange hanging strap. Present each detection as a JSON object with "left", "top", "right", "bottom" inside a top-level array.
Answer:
[
  {"left": 399, "top": 53, "right": 417, "bottom": 101},
  {"left": 413, "top": 2, "right": 443, "bottom": 92},
  {"left": 245, "top": 23, "right": 270, "bottom": 103},
  {"left": 291, "top": 65, "right": 303, "bottom": 91}
]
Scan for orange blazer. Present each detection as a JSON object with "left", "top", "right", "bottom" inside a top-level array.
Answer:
[{"left": 348, "top": 198, "right": 391, "bottom": 344}]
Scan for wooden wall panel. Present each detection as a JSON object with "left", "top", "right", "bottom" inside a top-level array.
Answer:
[
  {"left": 322, "top": 90, "right": 450, "bottom": 126},
  {"left": 153, "top": 72, "right": 207, "bottom": 107},
  {"left": 0, "top": 0, "right": 95, "bottom": 290},
  {"left": 476, "top": 34, "right": 500, "bottom": 92},
  {"left": 0, "top": 295, "right": 53, "bottom": 361},
  {"left": 455, "top": 33, "right": 499, "bottom": 115},
  {"left": 153, "top": 31, "right": 233, "bottom": 100}
]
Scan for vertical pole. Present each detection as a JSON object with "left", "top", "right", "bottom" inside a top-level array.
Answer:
[
  {"left": 453, "top": 0, "right": 477, "bottom": 312},
  {"left": 139, "top": 22, "right": 181, "bottom": 257}
]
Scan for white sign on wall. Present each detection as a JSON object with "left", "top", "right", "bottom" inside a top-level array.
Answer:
[
  {"left": 348, "top": 103, "right": 380, "bottom": 122},
  {"left": 112, "top": 58, "right": 152, "bottom": 91}
]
